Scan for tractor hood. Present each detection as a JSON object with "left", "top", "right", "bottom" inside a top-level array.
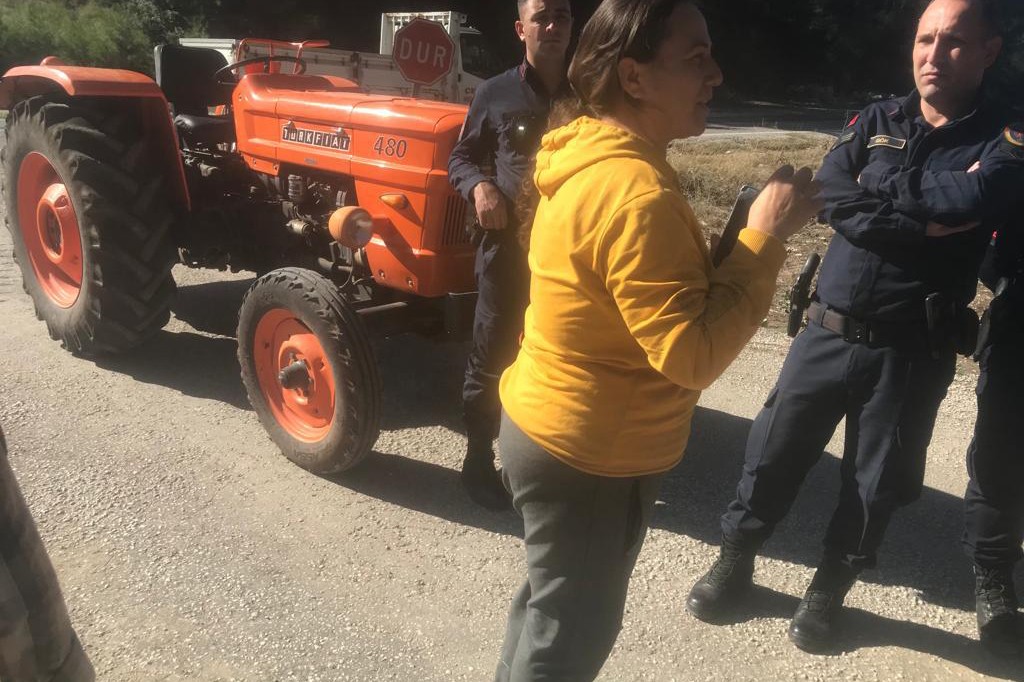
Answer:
[{"left": 233, "top": 73, "right": 468, "bottom": 184}]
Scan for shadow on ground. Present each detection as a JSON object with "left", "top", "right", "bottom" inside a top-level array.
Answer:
[
  {"left": 325, "top": 450, "right": 522, "bottom": 538},
  {"left": 707, "top": 586, "right": 1023, "bottom": 679},
  {"left": 95, "top": 277, "right": 470, "bottom": 429},
  {"left": 95, "top": 331, "right": 248, "bottom": 409},
  {"left": 325, "top": 402, "right": 1024, "bottom": 678},
  {"left": 92, "top": 278, "right": 1024, "bottom": 676},
  {"left": 94, "top": 278, "right": 253, "bottom": 407},
  {"left": 664, "top": 407, "right": 981, "bottom": 612}
]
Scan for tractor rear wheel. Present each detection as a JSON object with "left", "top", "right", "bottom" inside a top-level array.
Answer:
[
  {"left": 1, "top": 95, "right": 178, "bottom": 355},
  {"left": 237, "top": 268, "right": 382, "bottom": 474}
]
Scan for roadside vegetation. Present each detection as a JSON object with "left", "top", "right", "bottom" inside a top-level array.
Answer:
[
  {"left": 670, "top": 133, "right": 832, "bottom": 234},
  {"left": 0, "top": 0, "right": 207, "bottom": 75},
  {"left": 670, "top": 132, "right": 990, "bottom": 366},
  {"left": 0, "top": 1, "right": 1020, "bottom": 106},
  {"left": 669, "top": 133, "right": 835, "bottom": 327}
]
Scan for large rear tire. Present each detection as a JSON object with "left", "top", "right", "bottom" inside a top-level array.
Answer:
[
  {"left": 1, "top": 95, "right": 177, "bottom": 355},
  {"left": 237, "top": 268, "right": 382, "bottom": 474}
]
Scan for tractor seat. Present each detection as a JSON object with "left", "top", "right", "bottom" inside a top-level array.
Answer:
[
  {"left": 155, "top": 44, "right": 237, "bottom": 147},
  {"left": 174, "top": 114, "right": 236, "bottom": 147}
]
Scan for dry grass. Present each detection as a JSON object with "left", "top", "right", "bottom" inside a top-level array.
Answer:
[
  {"left": 667, "top": 132, "right": 988, "bottom": 370},
  {"left": 668, "top": 132, "right": 835, "bottom": 328},
  {"left": 669, "top": 132, "right": 833, "bottom": 233}
]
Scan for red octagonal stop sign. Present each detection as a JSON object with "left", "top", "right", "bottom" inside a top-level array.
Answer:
[{"left": 393, "top": 18, "right": 456, "bottom": 86}]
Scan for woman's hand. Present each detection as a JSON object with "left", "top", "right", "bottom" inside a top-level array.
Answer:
[{"left": 746, "top": 165, "right": 823, "bottom": 242}]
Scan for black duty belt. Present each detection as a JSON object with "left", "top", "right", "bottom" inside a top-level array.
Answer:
[{"left": 807, "top": 301, "right": 927, "bottom": 348}]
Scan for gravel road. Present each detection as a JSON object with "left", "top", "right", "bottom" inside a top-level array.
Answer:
[{"left": 2, "top": 185, "right": 1023, "bottom": 681}]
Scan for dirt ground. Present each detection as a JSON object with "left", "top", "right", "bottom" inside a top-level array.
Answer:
[{"left": 1, "top": 128, "right": 1020, "bottom": 681}]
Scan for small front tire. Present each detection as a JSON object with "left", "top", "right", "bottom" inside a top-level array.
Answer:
[{"left": 237, "top": 268, "right": 381, "bottom": 474}]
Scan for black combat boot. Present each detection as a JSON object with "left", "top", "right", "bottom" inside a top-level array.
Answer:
[
  {"left": 788, "top": 560, "right": 859, "bottom": 653},
  {"left": 975, "top": 565, "right": 1024, "bottom": 657},
  {"left": 460, "top": 438, "right": 511, "bottom": 511},
  {"left": 686, "top": 536, "right": 757, "bottom": 622}
]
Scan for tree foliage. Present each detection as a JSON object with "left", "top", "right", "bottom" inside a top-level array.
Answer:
[
  {"left": 0, "top": 0, "right": 1020, "bottom": 106},
  {"left": 0, "top": 0, "right": 208, "bottom": 74}
]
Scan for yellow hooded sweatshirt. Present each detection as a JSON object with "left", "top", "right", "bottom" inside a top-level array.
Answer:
[{"left": 499, "top": 117, "right": 787, "bottom": 477}]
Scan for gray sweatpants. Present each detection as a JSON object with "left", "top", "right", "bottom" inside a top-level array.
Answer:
[{"left": 495, "top": 413, "right": 665, "bottom": 682}]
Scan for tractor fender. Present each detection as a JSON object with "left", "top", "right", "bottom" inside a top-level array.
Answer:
[{"left": 1, "top": 63, "right": 191, "bottom": 210}]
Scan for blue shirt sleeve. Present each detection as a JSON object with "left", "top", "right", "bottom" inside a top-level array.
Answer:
[
  {"left": 857, "top": 126, "right": 1024, "bottom": 226},
  {"left": 448, "top": 86, "right": 496, "bottom": 203},
  {"left": 816, "top": 112, "right": 927, "bottom": 247}
]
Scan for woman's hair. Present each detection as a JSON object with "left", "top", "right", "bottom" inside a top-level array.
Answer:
[
  {"left": 516, "top": 0, "right": 695, "bottom": 246},
  {"left": 569, "top": 0, "right": 693, "bottom": 115}
]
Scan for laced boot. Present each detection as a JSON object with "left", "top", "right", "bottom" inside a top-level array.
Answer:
[
  {"left": 788, "top": 560, "right": 859, "bottom": 653},
  {"left": 686, "top": 537, "right": 756, "bottom": 622},
  {"left": 975, "top": 565, "right": 1024, "bottom": 658}
]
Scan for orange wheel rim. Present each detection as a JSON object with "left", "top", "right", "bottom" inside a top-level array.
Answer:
[
  {"left": 16, "top": 152, "right": 83, "bottom": 308},
  {"left": 253, "top": 308, "right": 337, "bottom": 442}
]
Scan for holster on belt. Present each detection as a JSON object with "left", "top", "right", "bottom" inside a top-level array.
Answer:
[
  {"left": 787, "top": 253, "right": 821, "bottom": 338},
  {"left": 924, "top": 292, "right": 979, "bottom": 359}
]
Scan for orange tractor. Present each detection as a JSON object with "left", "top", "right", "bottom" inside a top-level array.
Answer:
[{"left": 0, "top": 43, "right": 477, "bottom": 473}]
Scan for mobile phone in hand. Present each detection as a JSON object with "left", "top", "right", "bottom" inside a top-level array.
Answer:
[{"left": 713, "top": 185, "right": 760, "bottom": 267}]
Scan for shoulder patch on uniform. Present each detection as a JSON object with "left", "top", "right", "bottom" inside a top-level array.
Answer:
[
  {"left": 867, "top": 135, "right": 907, "bottom": 150},
  {"left": 999, "top": 124, "right": 1024, "bottom": 159},
  {"left": 831, "top": 130, "right": 856, "bottom": 151}
]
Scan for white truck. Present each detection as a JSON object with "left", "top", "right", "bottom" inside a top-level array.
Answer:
[{"left": 180, "top": 11, "right": 502, "bottom": 104}]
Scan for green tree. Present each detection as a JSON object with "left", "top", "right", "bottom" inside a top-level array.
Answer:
[
  {"left": 122, "top": 0, "right": 210, "bottom": 45},
  {"left": 0, "top": 0, "right": 208, "bottom": 75}
]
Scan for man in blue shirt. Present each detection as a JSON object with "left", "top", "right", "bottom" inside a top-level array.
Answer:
[
  {"left": 687, "top": 0, "right": 1023, "bottom": 653},
  {"left": 448, "top": 0, "right": 573, "bottom": 510}
]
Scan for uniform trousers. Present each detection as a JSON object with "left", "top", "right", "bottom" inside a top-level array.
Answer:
[
  {"left": 720, "top": 321, "right": 956, "bottom": 570},
  {"left": 962, "top": 324, "right": 1024, "bottom": 570},
  {"left": 463, "top": 228, "right": 530, "bottom": 452}
]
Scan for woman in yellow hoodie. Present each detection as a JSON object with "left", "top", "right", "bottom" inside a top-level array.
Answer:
[{"left": 493, "top": 1, "right": 823, "bottom": 680}]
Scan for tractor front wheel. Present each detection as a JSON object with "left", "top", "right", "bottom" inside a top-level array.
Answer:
[{"left": 237, "top": 268, "right": 382, "bottom": 474}]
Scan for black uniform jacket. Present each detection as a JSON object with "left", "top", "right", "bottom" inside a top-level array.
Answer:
[
  {"left": 815, "top": 93, "right": 1021, "bottom": 321},
  {"left": 448, "top": 61, "right": 567, "bottom": 206}
]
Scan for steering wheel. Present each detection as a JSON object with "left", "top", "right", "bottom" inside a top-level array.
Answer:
[{"left": 214, "top": 55, "right": 307, "bottom": 82}]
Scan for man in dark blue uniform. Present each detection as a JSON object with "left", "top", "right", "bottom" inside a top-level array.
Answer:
[
  {"left": 686, "top": 0, "right": 1020, "bottom": 652},
  {"left": 964, "top": 216, "right": 1024, "bottom": 656},
  {"left": 867, "top": 125, "right": 1024, "bottom": 654},
  {"left": 842, "top": 124, "right": 1024, "bottom": 655},
  {"left": 448, "top": 0, "right": 572, "bottom": 509}
]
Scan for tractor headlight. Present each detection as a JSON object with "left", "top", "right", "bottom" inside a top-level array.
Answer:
[{"left": 328, "top": 207, "right": 375, "bottom": 249}]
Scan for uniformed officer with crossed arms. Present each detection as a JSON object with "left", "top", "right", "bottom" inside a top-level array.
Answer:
[
  {"left": 843, "top": 124, "right": 1024, "bottom": 654},
  {"left": 686, "top": 0, "right": 1022, "bottom": 653}
]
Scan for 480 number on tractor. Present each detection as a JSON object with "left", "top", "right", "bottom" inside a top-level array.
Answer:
[{"left": 0, "top": 43, "right": 477, "bottom": 474}]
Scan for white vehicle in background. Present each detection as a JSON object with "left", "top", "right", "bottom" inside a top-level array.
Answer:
[{"left": 179, "top": 11, "right": 503, "bottom": 104}]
